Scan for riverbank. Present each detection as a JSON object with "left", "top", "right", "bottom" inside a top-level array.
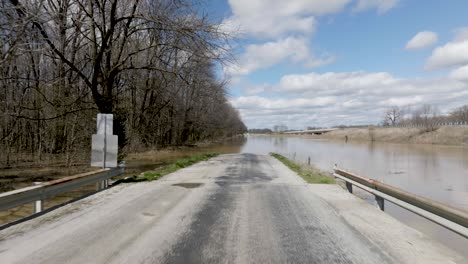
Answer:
[
  {"left": 269, "top": 153, "right": 334, "bottom": 184},
  {"left": 318, "top": 126, "right": 468, "bottom": 145}
]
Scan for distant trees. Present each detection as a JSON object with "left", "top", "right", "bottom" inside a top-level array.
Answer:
[
  {"left": 248, "top": 128, "right": 273, "bottom": 134},
  {"left": 382, "top": 104, "right": 467, "bottom": 130},
  {"left": 273, "top": 125, "right": 287, "bottom": 133},
  {"left": 449, "top": 105, "right": 468, "bottom": 122},
  {"left": 0, "top": 0, "right": 245, "bottom": 167},
  {"left": 411, "top": 104, "right": 440, "bottom": 131}
]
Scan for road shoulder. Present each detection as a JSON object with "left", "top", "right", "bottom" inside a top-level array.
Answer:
[{"left": 307, "top": 184, "right": 466, "bottom": 263}]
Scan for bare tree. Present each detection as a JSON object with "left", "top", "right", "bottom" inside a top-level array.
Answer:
[
  {"left": 0, "top": 0, "right": 246, "bottom": 168},
  {"left": 383, "top": 106, "right": 401, "bottom": 126},
  {"left": 411, "top": 104, "right": 440, "bottom": 131},
  {"left": 450, "top": 105, "right": 468, "bottom": 122}
]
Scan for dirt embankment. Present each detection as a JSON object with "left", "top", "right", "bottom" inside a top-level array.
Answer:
[{"left": 320, "top": 126, "right": 468, "bottom": 145}]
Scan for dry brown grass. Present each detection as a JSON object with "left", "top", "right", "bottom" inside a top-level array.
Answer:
[{"left": 318, "top": 126, "right": 468, "bottom": 145}]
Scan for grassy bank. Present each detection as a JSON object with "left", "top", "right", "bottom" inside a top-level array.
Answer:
[
  {"left": 119, "top": 153, "right": 218, "bottom": 183},
  {"left": 319, "top": 126, "right": 468, "bottom": 145},
  {"left": 270, "top": 153, "right": 335, "bottom": 184}
]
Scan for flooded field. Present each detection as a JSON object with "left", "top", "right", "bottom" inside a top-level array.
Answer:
[{"left": 0, "top": 138, "right": 245, "bottom": 226}]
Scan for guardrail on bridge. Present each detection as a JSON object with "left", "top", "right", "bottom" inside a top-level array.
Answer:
[
  {"left": 0, "top": 168, "right": 124, "bottom": 215},
  {"left": 333, "top": 167, "right": 468, "bottom": 239}
]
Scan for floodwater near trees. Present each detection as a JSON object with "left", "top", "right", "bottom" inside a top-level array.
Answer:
[{"left": 0, "top": 137, "right": 246, "bottom": 225}]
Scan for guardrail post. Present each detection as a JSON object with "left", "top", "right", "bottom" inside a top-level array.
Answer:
[
  {"left": 101, "top": 180, "right": 106, "bottom": 189},
  {"left": 375, "top": 196, "right": 384, "bottom": 211},
  {"left": 33, "top": 182, "right": 43, "bottom": 213},
  {"left": 96, "top": 181, "right": 103, "bottom": 191},
  {"left": 95, "top": 170, "right": 114, "bottom": 191}
]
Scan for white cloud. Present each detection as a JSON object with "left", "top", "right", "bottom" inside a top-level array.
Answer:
[
  {"left": 231, "top": 96, "right": 336, "bottom": 110},
  {"left": 379, "top": 96, "right": 424, "bottom": 106},
  {"left": 450, "top": 65, "right": 468, "bottom": 82},
  {"left": 222, "top": 0, "right": 398, "bottom": 38},
  {"left": 426, "top": 29, "right": 468, "bottom": 69},
  {"left": 245, "top": 84, "right": 268, "bottom": 95},
  {"left": 231, "top": 71, "right": 468, "bottom": 128},
  {"left": 405, "top": 31, "right": 438, "bottom": 50},
  {"left": 426, "top": 40, "right": 468, "bottom": 69},
  {"left": 353, "top": 0, "right": 399, "bottom": 14},
  {"left": 225, "top": 37, "right": 333, "bottom": 76},
  {"left": 453, "top": 27, "right": 468, "bottom": 42},
  {"left": 305, "top": 55, "right": 337, "bottom": 68},
  {"left": 277, "top": 71, "right": 398, "bottom": 93},
  {"left": 223, "top": 0, "right": 351, "bottom": 37}
]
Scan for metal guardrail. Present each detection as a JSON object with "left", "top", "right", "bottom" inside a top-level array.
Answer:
[
  {"left": 0, "top": 167, "right": 124, "bottom": 213},
  {"left": 333, "top": 167, "right": 468, "bottom": 239},
  {"left": 386, "top": 121, "right": 468, "bottom": 128}
]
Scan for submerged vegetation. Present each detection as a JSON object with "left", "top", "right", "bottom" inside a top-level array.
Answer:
[{"left": 270, "top": 153, "right": 335, "bottom": 184}]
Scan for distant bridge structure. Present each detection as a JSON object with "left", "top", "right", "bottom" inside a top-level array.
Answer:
[{"left": 283, "top": 128, "right": 339, "bottom": 135}]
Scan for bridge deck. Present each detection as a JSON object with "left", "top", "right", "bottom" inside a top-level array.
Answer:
[
  {"left": 284, "top": 128, "right": 339, "bottom": 134},
  {"left": 0, "top": 154, "right": 463, "bottom": 263}
]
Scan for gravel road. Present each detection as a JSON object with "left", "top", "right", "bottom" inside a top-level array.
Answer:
[{"left": 0, "top": 153, "right": 464, "bottom": 263}]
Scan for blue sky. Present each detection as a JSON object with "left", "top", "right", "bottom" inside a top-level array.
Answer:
[{"left": 208, "top": 0, "right": 468, "bottom": 129}]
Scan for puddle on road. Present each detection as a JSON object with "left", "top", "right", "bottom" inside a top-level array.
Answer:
[{"left": 172, "top": 183, "right": 203, "bottom": 189}]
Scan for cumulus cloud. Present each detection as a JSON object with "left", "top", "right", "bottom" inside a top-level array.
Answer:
[
  {"left": 305, "top": 55, "right": 337, "bottom": 68},
  {"left": 222, "top": 0, "right": 399, "bottom": 76},
  {"left": 231, "top": 71, "right": 468, "bottom": 128},
  {"left": 353, "top": 0, "right": 399, "bottom": 14},
  {"left": 225, "top": 37, "right": 333, "bottom": 76},
  {"left": 231, "top": 96, "right": 336, "bottom": 110},
  {"left": 276, "top": 71, "right": 398, "bottom": 94},
  {"left": 378, "top": 96, "right": 424, "bottom": 106},
  {"left": 426, "top": 29, "right": 468, "bottom": 69},
  {"left": 450, "top": 65, "right": 468, "bottom": 82},
  {"left": 426, "top": 40, "right": 468, "bottom": 69},
  {"left": 245, "top": 84, "right": 268, "bottom": 95},
  {"left": 405, "top": 31, "right": 438, "bottom": 50},
  {"left": 221, "top": 0, "right": 397, "bottom": 38}
]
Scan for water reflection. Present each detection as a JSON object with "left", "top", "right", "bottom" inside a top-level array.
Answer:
[
  {"left": 273, "top": 136, "right": 287, "bottom": 148},
  {"left": 241, "top": 134, "right": 468, "bottom": 210}
]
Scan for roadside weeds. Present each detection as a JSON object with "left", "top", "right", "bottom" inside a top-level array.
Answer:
[
  {"left": 115, "top": 153, "right": 218, "bottom": 183},
  {"left": 269, "top": 153, "right": 335, "bottom": 184}
]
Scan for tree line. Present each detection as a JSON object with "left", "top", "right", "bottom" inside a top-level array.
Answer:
[
  {"left": 382, "top": 104, "right": 468, "bottom": 130},
  {"left": 0, "top": 0, "right": 246, "bottom": 167}
]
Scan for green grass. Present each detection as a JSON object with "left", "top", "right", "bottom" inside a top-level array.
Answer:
[
  {"left": 119, "top": 153, "right": 218, "bottom": 183},
  {"left": 269, "top": 153, "right": 335, "bottom": 184}
]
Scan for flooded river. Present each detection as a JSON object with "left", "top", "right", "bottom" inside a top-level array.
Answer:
[{"left": 240, "top": 134, "right": 468, "bottom": 256}]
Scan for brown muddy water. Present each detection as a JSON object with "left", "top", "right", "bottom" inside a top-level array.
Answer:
[{"left": 1, "top": 134, "right": 467, "bottom": 257}]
